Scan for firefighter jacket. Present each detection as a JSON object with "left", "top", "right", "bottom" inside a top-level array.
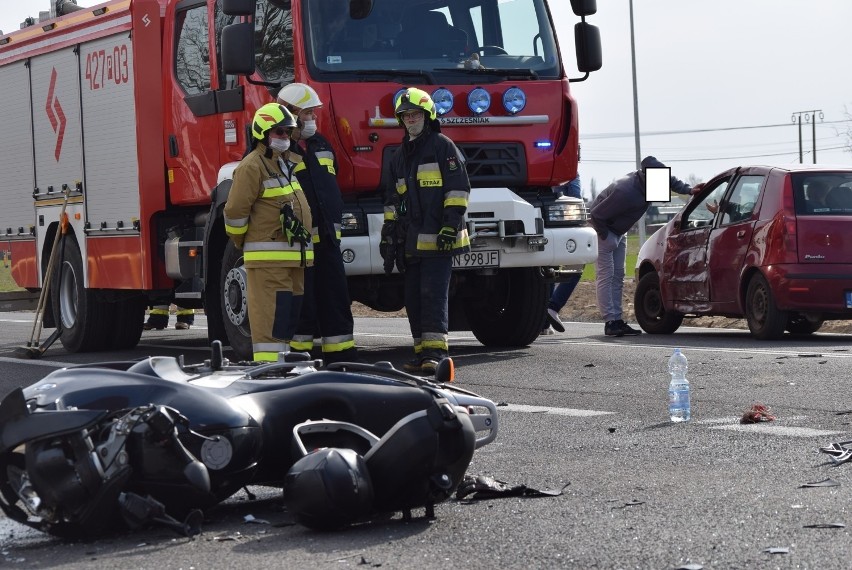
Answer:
[
  {"left": 288, "top": 133, "right": 344, "bottom": 246},
  {"left": 384, "top": 129, "right": 471, "bottom": 257},
  {"left": 224, "top": 143, "right": 314, "bottom": 268}
]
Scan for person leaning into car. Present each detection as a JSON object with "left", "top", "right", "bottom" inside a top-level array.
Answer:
[{"left": 589, "top": 156, "right": 697, "bottom": 337}]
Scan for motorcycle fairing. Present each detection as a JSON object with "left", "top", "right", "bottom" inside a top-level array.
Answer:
[{"left": 0, "top": 387, "right": 108, "bottom": 455}]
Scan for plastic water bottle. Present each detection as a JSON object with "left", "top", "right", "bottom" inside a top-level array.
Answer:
[{"left": 668, "top": 348, "right": 690, "bottom": 422}]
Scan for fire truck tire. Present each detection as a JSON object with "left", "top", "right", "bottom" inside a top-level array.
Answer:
[
  {"left": 104, "top": 296, "right": 145, "bottom": 350},
  {"left": 50, "top": 236, "right": 110, "bottom": 352},
  {"left": 220, "top": 241, "right": 253, "bottom": 361},
  {"left": 463, "top": 268, "right": 546, "bottom": 347}
]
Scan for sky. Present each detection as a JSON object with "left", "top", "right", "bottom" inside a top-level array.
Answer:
[
  {"left": 3, "top": 1, "right": 852, "bottom": 199},
  {"left": 549, "top": 0, "right": 852, "bottom": 197}
]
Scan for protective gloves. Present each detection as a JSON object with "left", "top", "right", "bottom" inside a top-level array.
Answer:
[
  {"left": 436, "top": 226, "right": 457, "bottom": 252},
  {"left": 380, "top": 221, "right": 397, "bottom": 275},
  {"left": 280, "top": 204, "right": 311, "bottom": 247}
]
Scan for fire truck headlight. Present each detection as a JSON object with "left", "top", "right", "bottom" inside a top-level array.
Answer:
[
  {"left": 341, "top": 211, "right": 367, "bottom": 236},
  {"left": 432, "top": 88, "right": 453, "bottom": 116},
  {"left": 467, "top": 87, "right": 491, "bottom": 115},
  {"left": 502, "top": 87, "right": 526, "bottom": 114},
  {"left": 543, "top": 198, "right": 588, "bottom": 226}
]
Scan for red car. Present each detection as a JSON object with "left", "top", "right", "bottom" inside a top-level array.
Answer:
[{"left": 634, "top": 165, "right": 852, "bottom": 339}]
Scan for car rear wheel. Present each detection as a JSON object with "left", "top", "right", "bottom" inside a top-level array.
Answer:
[
  {"left": 786, "top": 313, "right": 824, "bottom": 335},
  {"left": 634, "top": 272, "right": 683, "bottom": 334},
  {"left": 745, "top": 274, "right": 787, "bottom": 340}
]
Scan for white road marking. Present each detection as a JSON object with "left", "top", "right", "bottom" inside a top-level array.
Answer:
[
  {"left": 709, "top": 424, "right": 842, "bottom": 438},
  {"left": 0, "top": 356, "right": 76, "bottom": 368},
  {"left": 501, "top": 403, "right": 615, "bottom": 416}
]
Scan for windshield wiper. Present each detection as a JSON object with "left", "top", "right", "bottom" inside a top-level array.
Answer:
[
  {"left": 434, "top": 67, "right": 539, "bottom": 80},
  {"left": 329, "top": 69, "right": 437, "bottom": 84}
]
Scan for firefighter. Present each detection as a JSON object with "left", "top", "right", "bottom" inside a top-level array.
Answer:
[
  {"left": 143, "top": 305, "right": 195, "bottom": 330},
  {"left": 277, "top": 83, "right": 358, "bottom": 364},
  {"left": 382, "top": 87, "right": 470, "bottom": 374},
  {"left": 223, "top": 103, "right": 313, "bottom": 362}
]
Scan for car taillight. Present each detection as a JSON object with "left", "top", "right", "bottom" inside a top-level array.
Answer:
[{"left": 780, "top": 177, "right": 798, "bottom": 262}]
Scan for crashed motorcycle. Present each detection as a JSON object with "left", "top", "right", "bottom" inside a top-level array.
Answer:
[{"left": 0, "top": 342, "right": 497, "bottom": 537}]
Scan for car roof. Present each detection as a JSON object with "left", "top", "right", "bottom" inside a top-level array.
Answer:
[{"left": 706, "top": 164, "right": 852, "bottom": 184}]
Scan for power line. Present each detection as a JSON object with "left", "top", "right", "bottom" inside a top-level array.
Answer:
[
  {"left": 582, "top": 119, "right": 852, "bottom": 140},
  {"left": 581, "top": 145, "right": 850, "bottom": 164}
]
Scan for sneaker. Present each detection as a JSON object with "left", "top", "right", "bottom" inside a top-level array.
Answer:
[
  {"left": 604, "top": 320, "right": 624, "bottom": 337},
  {"left": 546, "top": 308, "right": 565, "bottom": 333},
  {"left": 540, "top": 326, "right": 556, "bottom": 336},
  {"left": 143, "top": 322, "right": 165, "bottom": 331},
  {"left": 175, "top": 322, "right": 191, "bottom": 330},
  {"left": 617, "top": 320, "right": 642, "bottom": 335}
]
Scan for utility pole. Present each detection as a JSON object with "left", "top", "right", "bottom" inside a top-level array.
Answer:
[
  {"left": 629, "top": 0, "right": 645, "bottom": 243},
  {"left": 791, "top": 110, "right": 823, "bottom": 164}
]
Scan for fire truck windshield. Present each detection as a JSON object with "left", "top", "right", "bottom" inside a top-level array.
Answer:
[{"left": 301, "top": 0, "right": 561, "bottom": 82}]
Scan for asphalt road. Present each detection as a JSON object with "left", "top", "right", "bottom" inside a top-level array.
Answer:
[{"left": 0, "top": 312, "right": 851, "bottom": 569}]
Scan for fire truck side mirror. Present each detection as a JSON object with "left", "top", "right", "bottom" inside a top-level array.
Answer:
[
  {"left": 570, "top": 0, "right": 597, "bottom": 17},
  {"left": 222, "top": 0, "right": 255, "bottom": 16},
  {"left": 221, "top": 22, "right": 256, "bottom": 76},
  {"left": 574, "top": 22, "right": 602, "bottom": 74}
]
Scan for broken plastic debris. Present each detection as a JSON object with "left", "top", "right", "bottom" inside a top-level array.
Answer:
[
  {"left": 764, "top": 547, "right": 789, "bottom": 554},
  {"left": 611, "top": 500, "right": 645, "bottom": 510},
  {"left": 803, "top": 522, "right": 845, "bottom": 529},
  {"left": 675, "top": 564, "right": 704, "bottom": 570},
  {"left": 243, "top": 514, "right": 270, "bottom": 525},
  {"left": 800, "top": 478, "right": 840, "bottom": 488}
]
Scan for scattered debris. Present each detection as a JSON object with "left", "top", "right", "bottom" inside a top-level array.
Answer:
[
  {"left": 818, "top": 441, "right": 852, "bottom": 464},
  {"left": 800, "top": 478, "right": 840, "bottom": 488},
  {"left": 608, "top": 427, "right": 616, "bottom": 433},
  {"left": 584, "top": 363, "right": 595, "bottom": 368},
  {"left": 243, "top": 514, "right": 270, "bottom": 525},
  {"left": 764, "top": 547, "right": 789, "bottom": 554},
  {"left": 741, "top": 403, "right": 776, "bottom": 424},
  {"left": 456, "top": 475, "right": 569, "bottom": 501},
  {"left": 611, "top": 500, "right": 645, "bottom": 510},
  {"left": 675, "top": 564, "right": 704, "bottom": 570},
  {"left": 803, "top": 522, "right": 845, "bottom": 529}
]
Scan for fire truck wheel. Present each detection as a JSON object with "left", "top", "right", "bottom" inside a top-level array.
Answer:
[
  {"left": 462, "top": 267, "right": 546, "bottom": 347},
  {"left": 50, "top": 236, "right": 110, "bottom": 352},
  {"left": 220, "top": 241, "right": 253, "bottom": 361},
  {"left": 104, "top": 295, "right": 145, "bottom": 350}
]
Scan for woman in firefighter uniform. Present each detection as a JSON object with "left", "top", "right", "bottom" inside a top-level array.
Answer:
[
  {"left": 277, "top": 83, "right": 358, "bottom": 364},
  {"left": 224, "top": 103, "right": 313, "bottom": 362},
  {"left": 382, "top": 87, "right": 470, "bottom": 374}
]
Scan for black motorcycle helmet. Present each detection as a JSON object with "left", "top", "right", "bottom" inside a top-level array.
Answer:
[{"left": 283, "top": 447, "right": 373, "bottom": 530}]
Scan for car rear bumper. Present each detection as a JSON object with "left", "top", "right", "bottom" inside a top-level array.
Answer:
[{"left": 765, "top": 264, "right": 852, "bottom": 316}]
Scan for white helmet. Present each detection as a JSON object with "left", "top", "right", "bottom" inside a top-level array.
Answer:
[{"left": 277, "top": 83, "right": 323, "bottom": 111}]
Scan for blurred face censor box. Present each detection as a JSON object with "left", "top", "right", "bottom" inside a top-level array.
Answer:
[{"left": 645, "top": 167, "right": 672, "bottom": 202}]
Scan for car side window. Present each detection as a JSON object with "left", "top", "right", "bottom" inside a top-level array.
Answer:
[
  {"left": 720, "top": 175, "right": 764, "bottom": 225},
  {"left": 681, "top": 180, "right": 729, "bottom": 230}
]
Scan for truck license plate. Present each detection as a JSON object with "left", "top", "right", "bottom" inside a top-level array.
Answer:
[
  {"left": 846, "top": 290, "right": 852, "bottom": 309},
  {"left": 453, "top": 250, "right": 499, "bottom": 269}
]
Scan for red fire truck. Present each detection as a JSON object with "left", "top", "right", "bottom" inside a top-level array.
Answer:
[{"left": 0, "top": 0, "right": 601, "bottom": 358}]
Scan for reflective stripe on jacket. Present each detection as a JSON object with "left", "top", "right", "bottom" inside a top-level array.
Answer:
[
  {"left": 290, "top": 133, "right": 344, "bottom": 246},
  {"left": 224, "top": 144, "right": 314, "bottom": 268},
  {"left": 385, "top": 130, "right": 471, "bottom": 256}
]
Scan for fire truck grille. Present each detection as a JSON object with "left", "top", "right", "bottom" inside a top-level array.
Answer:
[{"left": 456, "top": 143, "right": 526, "bottom": 187}]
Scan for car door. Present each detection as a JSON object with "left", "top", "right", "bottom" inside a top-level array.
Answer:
[
  {"left": 705, "top": 174, "right": 766, "bottom": 308},
  {"left": 663, "top": 179, "right": 730, "bottom": 304}
]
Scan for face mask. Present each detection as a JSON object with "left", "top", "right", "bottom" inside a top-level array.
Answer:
[
  {"left": 269, "top": 137, "right": 290, "bottom": 153},
  {"left": 300, "top": 120, "right": 317, "bottom": 138},
  {"left": 406, "top": 117, "right": 425, "bottom": 139}
]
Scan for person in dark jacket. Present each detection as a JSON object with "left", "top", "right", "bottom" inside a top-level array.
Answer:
[
  {"left": 589, "top": 156, "right": 694, "bottom": 337},
  {"left": 382, "top": 87, "right": 470, "bottom": 374},
  {"left": 278, "top": 83, "right": 358, "bottom": 364}
]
